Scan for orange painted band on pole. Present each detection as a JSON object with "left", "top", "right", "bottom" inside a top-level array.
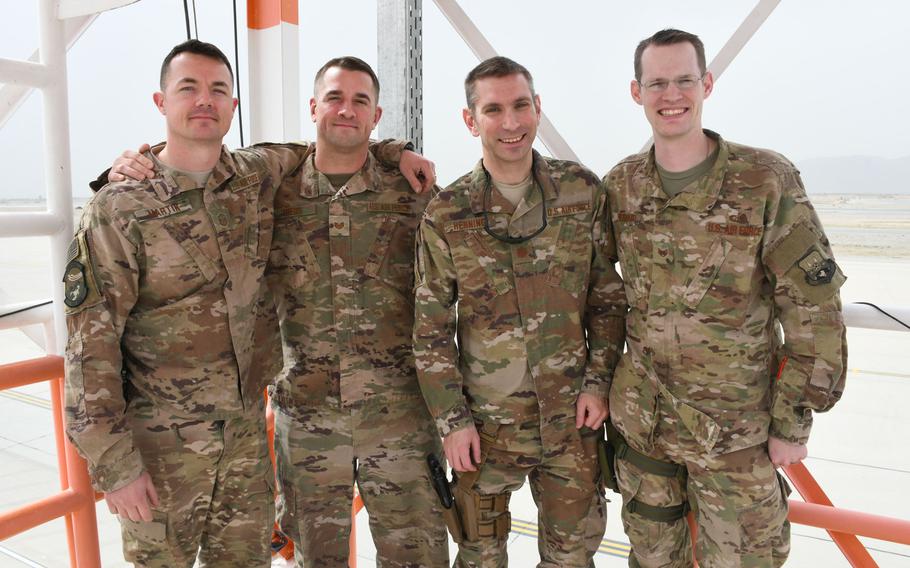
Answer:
[
  {"left": 248, "top": 0, "right": 299, "bottom": 29},
  {"left": 0, "top": 488, "right": 91, "bottom": 540},
  {"left": 0, "top": 355, "right": 64, "bottom": 389},
  {"left": 789, "top": 501, "right": 910, "bottom": 545}
]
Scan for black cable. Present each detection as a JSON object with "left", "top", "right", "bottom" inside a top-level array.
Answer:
[
  {"left": 0, "top": 300, "right": 52, "bottom": 319},
  {"left": 232, "top": 0, "right": 245, "bottom": 147},
  {"left": 852, "top": 302, "right": 910, "bottom": 331},
  {"left": 182, "top": 0, "right": 191, "bottom": 40},
  {"left": 192, "top": 0, "right": 199, "bottom": 39}
]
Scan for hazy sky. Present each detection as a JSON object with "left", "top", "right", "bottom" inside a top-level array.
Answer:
[{"left": 1, "top": 0, "right": 908, "bottom": 198}]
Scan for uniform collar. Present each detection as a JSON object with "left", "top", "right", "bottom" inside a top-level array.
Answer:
[
  {"left": 467, "top": 149, "right": 559, "bottom": 216},
  {"left": 148, "top": 145, "right": 239, "bottom": 202},
  {"left": 642, "top": 129, "right": 729, "bottom": 213},
  {"left": 299, "top": 151, "right": 379, "bottom": 198}
]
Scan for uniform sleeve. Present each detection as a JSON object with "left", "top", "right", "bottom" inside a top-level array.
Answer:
[
  {"left": 582, "top": 183, "right": 628, "bottom": 397},
  {"left": 64, "top": 201, "right": 144, "bottom": 492},
  {"left": 249, "top": 142, "right": 313, "bottom": 187},
  {"left": 369, "top": 138, "right": 412, "bottom": 167},
  {"left": 762, "top": 167, "right": 847, "bottom": 444},
  {"left": 412, "top": 213, "right": 473, "bottom": 437}
]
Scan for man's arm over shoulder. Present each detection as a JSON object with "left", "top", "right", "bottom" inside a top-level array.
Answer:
[
  {"left": 761, "top": 162, "right": 847, "bottom": 445},
  {"left": 412, "top": 196, "right": 473, "bottom": 438},
  {"left": 65, "top": 194, "right": 144, "bottom": 493}
]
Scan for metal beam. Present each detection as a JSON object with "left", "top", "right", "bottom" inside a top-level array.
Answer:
[
  {"left": 377, "top": 0, "right": 423, "bottom": 153},
  {"left": 0, "top": 14, "right": 96, "bottom": 130},
  {"left": 432, "top": 0, "right": 579, "bottom": 162},
  {"left": 55, "top": 0, "right": 137, "bottom": 19},
  {"left": 0, "top": 58, "right": 51, "bottom": 89}
]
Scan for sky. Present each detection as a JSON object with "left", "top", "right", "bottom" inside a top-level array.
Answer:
[{"left": 1, "top": 0, "right": 908, "bottom": 199}]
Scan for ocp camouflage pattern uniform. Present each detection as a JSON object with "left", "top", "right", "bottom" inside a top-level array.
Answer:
[
  {"left": 64, "top": 144, "right": 310, "bottom": 567},
  {"left": 266, "top": 150, "right": 449, "bottom": 568},
  {"left": 604, "top": 131, "right": 847, "bottom": 567},
  {"left": 414, "top": 151, "right": 627, "bottom": 567}
]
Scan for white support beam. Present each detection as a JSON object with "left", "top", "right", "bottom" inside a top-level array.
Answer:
[
  {"left": 0, "top": 213, "right": 66, "bottom": 237},
  {"left": 55, "top": 0, "right": 137, "bottom": 19},
  {"left": 0, "top": 15, "right": 96, "bottom": 130},
  {"left": 843, "top": 304, "right": 910, "bottom": 333},
  {"left": 0, "top": 58, "right": 51, "bottom": 89},
  {"left": 707, "top": 0, "right": 782, "bottom": 79},
  {"left": 431, "top": 0, "right": 579, "bottom": 162}
]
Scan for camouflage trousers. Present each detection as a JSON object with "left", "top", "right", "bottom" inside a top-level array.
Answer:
[
  {"left": 454, "top": 416, "right": 603, "bottom": 568},
  {"left": 616, "top": 437, "right": 790, "bottom": 568},
  {"left": 120, "top": 394, "right": 273, "bottom": 567},
  {"left": 273, "top": 396, "right": 449, "bottom": 568}
]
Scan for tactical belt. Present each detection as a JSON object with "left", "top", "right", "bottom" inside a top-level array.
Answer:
[
  {"left": 606, "top": 421, "right": 685, "bottom": 478},
  {"left": 606, "top": 421, "right": 690, "bottom": 523}
]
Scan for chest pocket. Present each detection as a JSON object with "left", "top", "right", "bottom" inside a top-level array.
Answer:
[
  {"left": 363, "top": 213, "right": 418, "bottom": 293},
  {"left": 616, "top": 217, "right": 650, "bottom": 310},
  {"left": 268, "top": 215, "right": 320, "bottom": 289},
  {"left": 682, "top": 238, "right": 760, "bottom": 327},
  {"left": 452, "top": 229, "right": 513, "bottom": 298},
  {"left": 546, "top": 217, "right": 591, "bottom": 297},
  {"left": 162, "top": 220, "right": 220, "bottom": 283}
]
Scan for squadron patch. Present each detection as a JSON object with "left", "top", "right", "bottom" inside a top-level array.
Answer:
[
  {"left": 798, "top": 250, "right": 837, "bottom": 285},
  {"left": 63, "top": 260, "right": 88, "bottom": 307}
]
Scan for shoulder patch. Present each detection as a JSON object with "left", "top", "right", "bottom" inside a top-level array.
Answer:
[
  {"left": 134, "top": 201, "right": 193, "bottom": 222},
  {"left": 798, "top": 250, "right": 837, "bottom": 285},
  {"left": 62, "top": 232, "right": 103, "bottom": 313}
]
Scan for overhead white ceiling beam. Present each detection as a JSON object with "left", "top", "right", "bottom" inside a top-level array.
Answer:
[{"left": 55, "top": 0, "right": 137, "bottom": 19}]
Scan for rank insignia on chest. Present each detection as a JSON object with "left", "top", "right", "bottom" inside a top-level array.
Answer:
[
  {"left": 63, "top": 260, "right": 88, "bottom": 307},
  {"left": 329, "top": 214, "right": 350, "bottom": 236},
  {"left": 798, "top": 250, "right": 837, "bottom": 285}
]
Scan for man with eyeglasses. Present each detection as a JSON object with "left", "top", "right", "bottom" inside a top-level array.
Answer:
[
  {"left": 602, "top": 29, "right": 847, "bottom": 567},
  {"left": 413, "top": 56, "right": 627, "bottom": 567}
]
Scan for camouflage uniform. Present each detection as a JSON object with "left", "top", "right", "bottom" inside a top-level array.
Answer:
[
  {"left": 266, "top": 151, "right": 449, "bottom": 568},
  {"left": 64, "top": 144, "right": 310, "bottom": 566},
  {"left": 413, "top": 151, "right": 627, "bottom": 567},
  {"left": 604, "top": 131, "right": 847, "bottom": 567}
]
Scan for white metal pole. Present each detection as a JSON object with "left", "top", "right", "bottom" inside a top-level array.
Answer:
[
  {"left": 247, "top": 0, "right": 299, "bottom": 144},
  {"left": 38, "top": 0, "right": 74, "bottom": 356}
]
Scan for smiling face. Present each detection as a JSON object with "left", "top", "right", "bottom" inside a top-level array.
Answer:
[
  {"left": 631, "top": 41, "right": 713, "bottom": 145},
  {"left": 153, "top": 52, "right": 237, "bottom": 146},
  {"left": 310, "top": 66, "right": 382, "bottom": 153},
  {"left": 463, "top": 73, "right": 541, "bottom": 180}
]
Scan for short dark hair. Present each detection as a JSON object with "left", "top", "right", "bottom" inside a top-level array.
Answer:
[
  {"left": 464, "top": 56, "right": 535, "bottom": 110},
  {"left": 314, "top": 56, "right": 381, "bottom": 99},
  {"left": 634, "top": 29, "right": 706, "bottom": 82},
  {"left": 160, "top": 39, "right": 234, "bottom": 90}
]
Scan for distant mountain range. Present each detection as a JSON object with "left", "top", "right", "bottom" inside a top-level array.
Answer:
[{"left": 797, "top": 155, "right": 910, "bottom": 194}]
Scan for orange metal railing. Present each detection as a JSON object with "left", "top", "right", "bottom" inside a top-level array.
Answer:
[{"left": 0, "top": 355, "right": 101, "bottom": 568}]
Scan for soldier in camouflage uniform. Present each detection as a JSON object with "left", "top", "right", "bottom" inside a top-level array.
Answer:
[
  {"left": 65, "top": 43, "right": 422, "bottom": 567},
  {"left": 265, "top": 57, "right": 449, "bottom": 567},
  {"left": 413, "top": 56, "right": 627, "bottom": 567},
  {"left": 603, "top": 29, "right": 847, "bottom": 567}
]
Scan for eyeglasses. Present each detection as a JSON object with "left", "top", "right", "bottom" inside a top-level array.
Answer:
[{"left": 638, "top": 74, "right": 704, "bottom": 93}]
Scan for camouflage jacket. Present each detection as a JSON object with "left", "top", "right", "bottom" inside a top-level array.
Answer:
[
  {"left": 604, "top": 131, "right": 847, "bottom": 457},
  {"left": 266, "top": 151, "right": 432, "bottom": 414},
  {"left": 414, "top": 152, "right": 627, "bottom": 449},
  {"left": 64, "top": 144, "right": 311, "bottom": 492}
]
